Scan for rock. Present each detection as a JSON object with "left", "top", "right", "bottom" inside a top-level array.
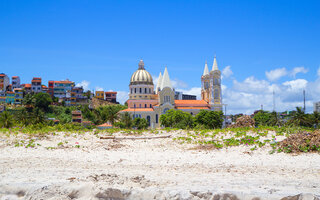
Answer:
[
  {"left": 95, "top": 188, "right": 126, "bottom": 200},
  {"left": 281, "top": 193, "right": 320, "bottom": 200}
]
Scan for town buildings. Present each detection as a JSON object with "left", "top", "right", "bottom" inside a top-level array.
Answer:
[
  {"left": 120, "top": 59, "right": 219, "bottom": 128},
  {"left": 31, "top": 77, "right": 42, "bottom": 93},
  {"left": 0, "top": 73, "right": 10, "bottom": 91},
  {"left": 12, "top": 76, "right": 20, "bottom": 89}
]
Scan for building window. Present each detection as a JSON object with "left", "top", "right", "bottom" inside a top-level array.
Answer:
[
  {"left": 145, "top": 88, "right": 147, "bottom": 93},
  {"left": 134, "top": 104, "right": 136, "bottom": 108},
  {"left": 156, "top": 114, "right": 158, "bottom": 123},
  {"left": 139, "top": 104, "right": 141, "bottom": 108},
  {"left": 149, "top": 88, "right": 151, "bottom": 93},
  {"left": 135, "top": 88, "right": 136, "bottom": 93},
  {"left": 140, "top": 88, "right": 142, "bottom": 93},
  {"left": 150, "top": 104, "right": 152, "bottom": 108},
  {"left": 145, "top": 104, "right": 147, "bottom": 108},
  {"left": 164, "top": 96, "right": 171, "bottom": 103},
  {"left": 131, "top": 88, "right": 132, "bottom": 94}
]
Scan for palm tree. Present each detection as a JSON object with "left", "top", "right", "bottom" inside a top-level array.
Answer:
[
  {"left": 312, "top": 111, "right": 320, "bottom": 128},
  {"left": 0, "top": 111, "right": 14, "bottom": 128},
  {"left": 289, "top": 107, "right": 312, "bottom": 127},
  {"left": 120, "top": 112, "right": 132, "bottom": 128}
]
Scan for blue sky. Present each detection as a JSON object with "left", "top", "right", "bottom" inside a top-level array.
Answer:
[{"left": 1, "top": 0, "right": 320, "bottom": 114}]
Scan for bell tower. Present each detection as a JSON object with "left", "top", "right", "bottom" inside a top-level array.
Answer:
[{"left": 201, "top": 56, "right": 223, "bottom": 111}]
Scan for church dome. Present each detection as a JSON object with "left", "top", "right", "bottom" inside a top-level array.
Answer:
[{"left": 130, "top": 60, "right": 153, "bottom": 85}]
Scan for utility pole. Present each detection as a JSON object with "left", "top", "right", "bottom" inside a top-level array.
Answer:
[
  {"left": 303, "top": 90, "right": 306, "bottom": 113},
  {"left": 273, "top": 90, "right": 275, "bottom": 112}
]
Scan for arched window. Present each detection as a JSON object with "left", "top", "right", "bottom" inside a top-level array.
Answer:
[
  {"left": 214, "top": 89, "right": 219, "bottom": 99},
  {"left": 163, "top": 108, "right": 169, "bottom": 114},
  {"left": 147, "top": 116, "right": 150, "bottom": 126}
]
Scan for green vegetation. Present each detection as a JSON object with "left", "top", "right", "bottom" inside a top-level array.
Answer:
[{"left": 160, "top": 109, "right": 222, "bottom": 129}]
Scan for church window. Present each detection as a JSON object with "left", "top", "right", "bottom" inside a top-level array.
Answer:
[
  {"left": 214, "top": 89, "right": 219, "bottom": 99},
  {"left": 164, "top": 96, "right": 171, "bottom": 103},
  {"left": 163, "top": 108, "right": 169, "bottom": 114}
]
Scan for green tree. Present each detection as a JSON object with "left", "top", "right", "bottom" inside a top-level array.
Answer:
[
  {"left": 268, "top": 111, "right": 282, "bottom": 127},
  {"left": 96, "top": 105, "right": 126, "bottom": 125},
  {"left": 0, "top": 111, "right": 14, "bottom": 128},
  {"left": 33, "top": 93, "right": 53, "bottom": 112},
  {"left": 23, "top": 93, "right": 35, "bottom": 106},
  {"left": 311, "top": 111, "right": 320, "bottom": 128},
  {"left": 288, "top": 107, "right": 312, "bottom": 127},
  {"left": 194, "top": 110, "right": 223, "bottom": 129},
  {"left": 133, "top": 118, "right": 148, "bottom": 129},
  {"left": 32, "top": 108, "right": 45, "bottom": 124},
  {"left": 253, "top": 110, "right": 271, "bottom": 126},
  {"left": 160, "top": 109, "right": 194, "bottom": 129},
  {"left": 120, "top": 112, "right": 132, "bottom": 128}
]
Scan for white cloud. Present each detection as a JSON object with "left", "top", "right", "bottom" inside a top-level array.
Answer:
[
  {"left": 176, "top": 87, "right": 202, "bottom": 100},
  {"left": 95, "top": 86, "right": 104, "bottom": 91},
  {"left": 265, "top": 67, "right": 288, "bottom": 81},
  {"left": 76, "top": 80, "right": 90, "bottom": 91},
  {"left": 317, "top": 67, "right": 320, "bottom": 77},
  {"left": 222, "top": 66, "right": 233, "bottom": 78},
  {"left": 171, "top": 79, "right": 188, "bottom": 88},
  {"left": 116, "top": 91, "right": 129, "bottom": 104},
  {"left": 290, "top": 66, "right": 308, "bottom": 77},
  {"left": 282, "top": 79, "right": 308, "bottom": 92}
]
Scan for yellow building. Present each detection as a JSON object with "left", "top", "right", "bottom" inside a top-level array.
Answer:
[{"left": 95, "top": 91, "right": 105, "bottom": 100}]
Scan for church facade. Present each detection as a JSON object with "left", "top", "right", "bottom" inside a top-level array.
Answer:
[{"left": 120, "top": 57, "right": 222, "bottom": 128}]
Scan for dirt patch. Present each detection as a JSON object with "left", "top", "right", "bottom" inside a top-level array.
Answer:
[{"left": 278, "top": 131, "right": 320, "bottom": 153}]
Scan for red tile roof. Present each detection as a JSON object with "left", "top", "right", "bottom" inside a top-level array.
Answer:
[
  {"left": 174, "top": 100, "right": 208, "bottom": 105},
  {"left": 120, "top": 108, "right": 154, "bottom": 112},
  {"left": 24, "top": 84, "right": 31, "bottom": 88},
  {"left": 176, "top": 106, "right": 210, "bottom": 110},
  {"left": 12, "top": 76, "right": 19, "bottom": 78},
  {"left": 105, "top": 91, "right": 117, "bottom": 94},
  {"left": 97, "top": 123, "right": 113, "bottom": 127}
]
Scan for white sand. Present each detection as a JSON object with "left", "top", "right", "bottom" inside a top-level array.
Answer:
[{"left": 0, "top": 131, "right": 319, "bottom": 200}]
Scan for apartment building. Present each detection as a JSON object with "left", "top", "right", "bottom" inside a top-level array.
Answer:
[
  {"left": 14, "top": 88, "right": 23, "bottom": 104},
  {"left": 95, "top": 91, "right": 105, "bottom": 100},
  {"left": 0, "top": 73, "right": 10, "bottom": 92},
  {"left": 5, "top": 91, "right": 15, "bottom": 104},
  {"left": 105, "top": 91, "right": 117, "bottom": 103},
  {"left": 12, "top": 76, "right": 21, "bottom": 89},
  {"left": 31, "top": 77, "right": 42, "bottom": 93},
  {"left": 48, "top": 80, "right": 75, "bottom": 98}
]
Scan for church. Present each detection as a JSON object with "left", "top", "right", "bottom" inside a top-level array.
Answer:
[{"left": 120, "top": 57, "right": 222, "bottom": 128}]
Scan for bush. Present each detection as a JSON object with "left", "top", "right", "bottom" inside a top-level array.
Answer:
[
  {"left": 133, "top": 118, "right": 148, "bottom": 130},
  {"left": 160, "top": 109, "right": 194, "bottom": 129},
  {"left": 194, "top": 110, "right": 223, "bottom": 129}
]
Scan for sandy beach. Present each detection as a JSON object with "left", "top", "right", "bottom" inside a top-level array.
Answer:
[{"left": 0, "top": 131, "right": 319, "bottom": 200}]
